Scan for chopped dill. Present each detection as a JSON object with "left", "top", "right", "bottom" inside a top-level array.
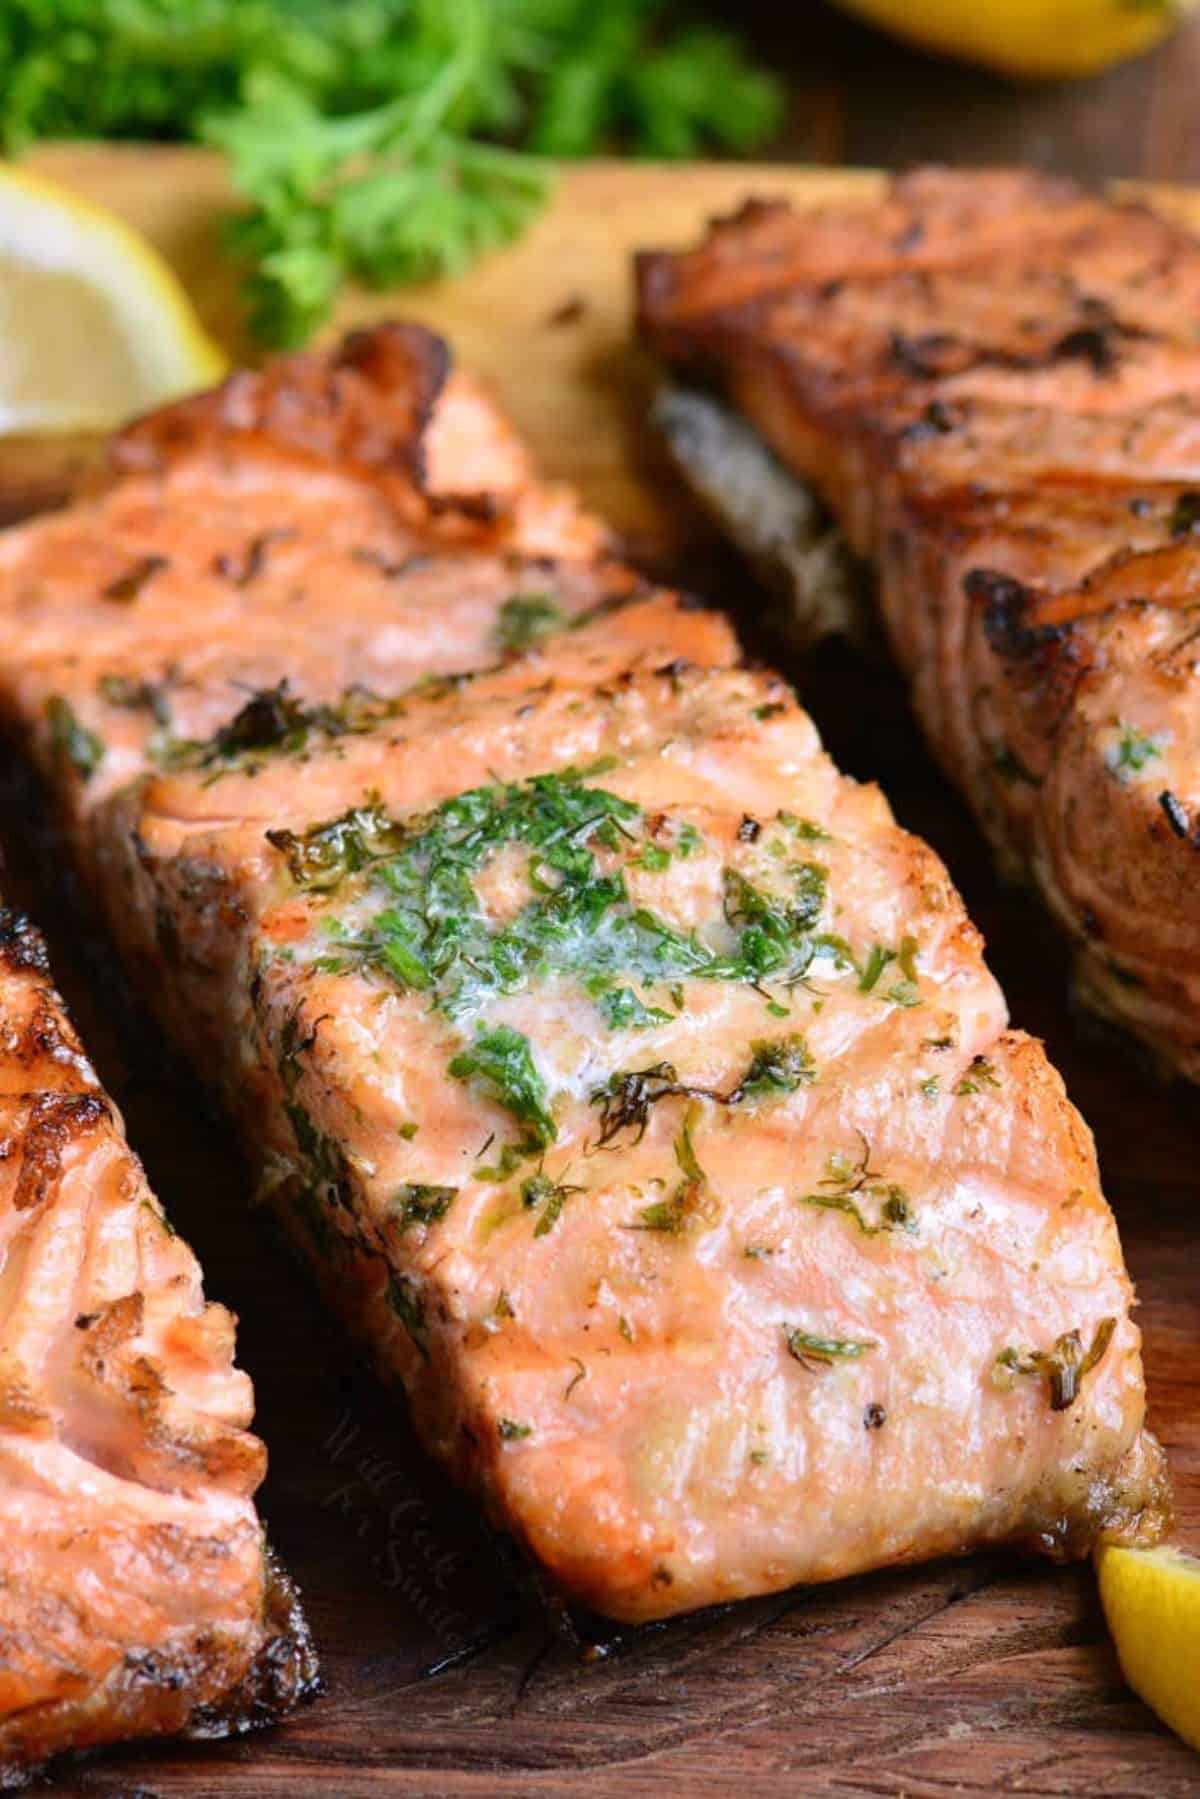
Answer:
[
  {"left": 783, "top": 1325, "right": 876, "bottom": 1368},
  {"left": 994, "top": 1316, "right": 1116, "bottom": 1411}
]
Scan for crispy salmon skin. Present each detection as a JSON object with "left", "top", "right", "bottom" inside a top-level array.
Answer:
[
  {"left": 0, "top": 323, "right": 1169, "bottom": 1626},
  {"left": 0, "top": 910, "right": 315, "bottom": 1786},
  {"left": 637, "top": 167, "right": 1200, "bottom": 1081}
]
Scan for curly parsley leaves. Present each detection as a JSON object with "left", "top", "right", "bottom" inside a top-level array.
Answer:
[{"left": 0, "top": 2, "right": 781, "bottom": 345}]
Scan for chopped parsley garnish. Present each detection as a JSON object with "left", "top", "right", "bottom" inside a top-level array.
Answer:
[
  {"left": 279, "top": 774, "right": 863, "bottom": 1023},
  {"left": 857, "top": 935, "right": 921, "bottom": 1007},
  {"left": 1106, "top": 720, "right": 1166, "bottom": 783},
  {"left": 954, "top": 1056, "right": 1002, "bottom": 1097},
  {"left": 784, "top": 815, "right": 831, "bottom": 842},
  {"left": 589, "top": 980, "right": 674, "bottom": 1032},
  {"left": 449, "top": 1024, "right": 556, "bottom": 1151},
  {"left": 45, "top": 696, "right": 104, "bottom": 780},
  {"left": 393, "top": 1183, "right": 457, "bottom": 1232},
  {"left": 268, "top": 797, "right": 407, "bottom": 892},
  {"left": 497, "top": 1418, "right": 532, "bottom": 1441},
  {"left": 632, "top": 840, "right": 671, "bottom": 872},
  {"left": 495, "top": 594, "right": 565, "bottom": 653}
]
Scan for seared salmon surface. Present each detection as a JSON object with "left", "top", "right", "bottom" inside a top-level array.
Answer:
[
  {"left": 0, "top": 324, "right": 1168, "bottom": 1625},
  {"left": 0, "top": 911, "right": 315, "bottom": 1785},
  {"left": 637, "top": 167, "right": 1200, "bottom": 1080}
]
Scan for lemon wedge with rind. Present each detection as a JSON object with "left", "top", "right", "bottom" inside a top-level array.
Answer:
[
  {"left": 1097, "top": 1543, "right": 1200, "bottom": 1752},
  {"left": 833, "top": 0, "right": 1198, "bottom": 81},
  {"left": 0, "top": 162, "right": 225, "bottom": 433}
]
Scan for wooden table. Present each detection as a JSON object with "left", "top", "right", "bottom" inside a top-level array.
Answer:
[
  {"left": 745, "top": 2, "right": 1200, "bottom": 185},
  {"left": 6, "top": 146, "right": 1200, "bottom": 1797}
]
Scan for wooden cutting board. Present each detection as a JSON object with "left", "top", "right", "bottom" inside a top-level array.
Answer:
[{"left": 8, "top": 146, "right": 1200, "bottom": 1798}]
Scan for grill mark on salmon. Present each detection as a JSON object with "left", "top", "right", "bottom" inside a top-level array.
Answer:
[
  {"left": 0, "top": 908, "right": 316, "bottom": 1786},
  {"left": 637, "top": 167, "right": 1200, "bottom": 1079},
  {"left": 0, "top": 324, "right": 1168, "bottom": 1633}
]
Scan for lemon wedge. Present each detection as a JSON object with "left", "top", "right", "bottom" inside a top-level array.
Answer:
[
  {"left": 0, "top": 162, "right": 225, "bottom": 433},
  {"left": 833, "top": 0, "right": 1197, "bottom": 80},
  {"left": 1097, "top": 1543, "right": 1200, "bottom": 1752}
]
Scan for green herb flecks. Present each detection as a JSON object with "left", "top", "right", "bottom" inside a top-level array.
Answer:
[
  {"left": 858, "top": 934, "right": 921, "bottom": 1008},
  {"left": 387, "top": 1272, "right": 429, "bottom": 1360},
  {"left": 45, "top": 696, "right": 104, "bottom": 781},
  {"left": 1106, "top": 719, "right": 1167, "bottom": 783},
  {"left": 98, "top": 671, "right": 175, "bottom": 727},
  {"left": 589, "top": 978, "right": 674, "bottom": 1032},
  {"left": 954, "top": 1056, "right": 1002, "bottom": 1097},
  {"left": 726, "top": 1034, "right": 815, "bottom": 1102},
  {"left": 495, "top": 594, "right": 564, "bottom": 653},
  {"left": 268, "top": 796, "right": 407, "bottom": 892},
  {"left": 784, "top": 1325, "right": 877, "bottom": 1368},
  {"left": 498, "top": 1417, "right": 532, "bottom": 1441},
  {"left": 449, "top": 1025, "right": 556, "bottom": 1158},
  {"left": 632, "top": 840, "right": 671, "bottom": 872},
  {"left": 797, "top": 1135, "right": 916, "bottom": 1237},
  {"left": 591, "top": 1063, "right": 693, "bottom": 1147},
  {"left": 592, "top": 1033, "right": 815, "bottom": 1151},
  {"left": 289, "top": 774, "right": 857, "bottom": 1023},
  {"left": 521, "top": 1168, "right": 582, "bottom": 1237},
  {"left": 393, "top": 1183, "right": 457, "bottom": 1232},
  {"left": 631, "top": 1107, "right": 714, "bottom": 1234},
  {"left": 994, "top": 1316, "right": 1116, "bottom": 1412},
  {"left": 166, "top": 681, "right": 405, "bottom": 779}
]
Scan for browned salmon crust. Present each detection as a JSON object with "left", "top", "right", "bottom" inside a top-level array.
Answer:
[
  {"left": 636, "top": 166, "right": 1200, "bottom": 1080},
  {"left": 0, "top": 910, "right": 316, "bottom": 1788},
  {"left": 0, "top": 323, "right": 1169, "bottom": 1629}
]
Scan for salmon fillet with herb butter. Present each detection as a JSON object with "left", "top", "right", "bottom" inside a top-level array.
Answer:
[
  {"left": 0, "top": 323, "right": 1169, "bottom": 1623},
  {"left": 637, "top": 167, "right": 1200, "bottom": 1080},
  {"left": 0, "top": 910, "right": 315, "bottom": 1786}
]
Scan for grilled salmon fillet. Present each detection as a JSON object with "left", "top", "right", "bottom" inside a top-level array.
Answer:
[
  {"left": 0, "top": 323, "right": 1168, "bottom": 1624},
  {"left": 637, "top": 167, "right": 1200, "bottom": 1080},
  {"left": 0, "top": 910, "right": 315, "bottom": 1786}
]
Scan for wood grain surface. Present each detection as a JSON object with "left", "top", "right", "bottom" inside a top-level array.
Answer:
[
  {"left": 6, "top": 146, "right": 1200, "bottom": 1797},
  {"left": 745, "top": 2, "right": 1200, "bottom": 187}
]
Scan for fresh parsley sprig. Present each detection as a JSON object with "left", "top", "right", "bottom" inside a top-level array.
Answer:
[{"left": 0, "top": 0, "right": 782, "bottom": 344}]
